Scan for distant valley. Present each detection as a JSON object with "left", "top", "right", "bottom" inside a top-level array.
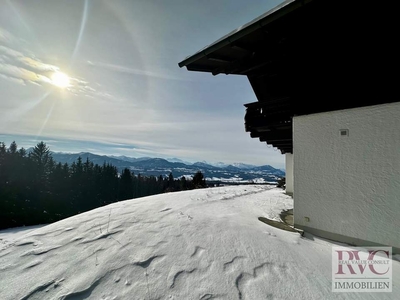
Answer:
[{"left": 50, "top": 152, "right": 285, "bottom": 184}]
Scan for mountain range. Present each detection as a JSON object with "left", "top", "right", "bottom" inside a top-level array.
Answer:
[{"left": 49, "top": 151, "right": 285, "bottom": 184}]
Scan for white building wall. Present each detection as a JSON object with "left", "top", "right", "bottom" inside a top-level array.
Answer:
[
  {"left": 285, "top": 153, "right": 294, "bottom": 195},
  {"left": 293, "top": 102, "right": 400, "bottom": 250}
]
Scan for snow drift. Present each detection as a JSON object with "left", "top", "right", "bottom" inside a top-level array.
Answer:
[{"left": 0, "top": 185, "right": 398, "bottom": 299}]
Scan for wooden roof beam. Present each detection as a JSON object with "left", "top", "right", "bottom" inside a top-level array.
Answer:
[
  {"left": 207, "top": 54, "right": 233, "bottom": 63},
  {"left": 212, "top": 52, "right": 275, "bottom": 76},
  {"left": 267, "top": 141, "right": 292, "bottom": 147},
  {"left": 251, "top": 129, "right": 291, "bottom": 139},
  {"left": 260, "top": 137, "right": 291, "bottom": 142},
  {"left": 244, "top": 97, "right": 291, "bottom": 108},
  {"left": 230, "top": 42, "right": 255, "bottom": 54}
]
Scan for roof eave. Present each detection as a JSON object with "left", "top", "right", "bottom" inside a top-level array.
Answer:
[{"left": 178, "top": 0, "right": 312, "bottom": 69}]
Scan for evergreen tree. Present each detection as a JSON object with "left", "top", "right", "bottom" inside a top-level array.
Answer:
[
  {"left": 30, "top": 141, "right": 51, "bottom": 169},
  {"left": 0, "top": 140, "right": 209, "bottom": 230},
  {"left": 180, "top": 176, "right": 188, "bottom": 190},
  {"left": 8, "top": 141, "right": 17, "bottom": 154},
  {"left": 0, "top": 142, "right": 6, "bottom": 187},
  {"left": 166, "top": 172, "right": 175, "bottom": 192},
  {"left": 29, "top": 142, "right": 52, "bottom": 189},
  {"left": 192, "top": 171, "right": 206, "bottom": 189},
  {"left": 119, "top": 168, "right": 133, "bottom": 200}
]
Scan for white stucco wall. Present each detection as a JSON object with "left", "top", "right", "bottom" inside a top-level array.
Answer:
[
  {"left": 285, "top": 153, "right": 293, "bottom": 195},
  {"left": 293, "top": 102, "right": 400, "bottom": 250}
]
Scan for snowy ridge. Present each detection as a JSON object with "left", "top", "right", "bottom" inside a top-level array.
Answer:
[{"left": 0, "top": 186, "right": 398, "bottom": 299}]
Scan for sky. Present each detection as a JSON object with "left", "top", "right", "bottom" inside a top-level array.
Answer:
[{"left": 0, "top": 0, "right": 285, "bottom": 168}]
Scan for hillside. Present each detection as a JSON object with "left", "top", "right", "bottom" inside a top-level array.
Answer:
[{"left": 1, "top": 186, "right": 398, "bottom": 299}]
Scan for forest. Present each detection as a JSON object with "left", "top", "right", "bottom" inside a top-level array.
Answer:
[{"left": 0, "top": 141, "right": 206, "bottom": 230}]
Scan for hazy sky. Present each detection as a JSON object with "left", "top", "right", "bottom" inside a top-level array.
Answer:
[{"left": 0, "top": 0, "right": 285, "bottom": 168}]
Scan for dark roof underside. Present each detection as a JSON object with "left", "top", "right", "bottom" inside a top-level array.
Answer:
[{"left": 179, "top": 0, "right": 398, "bottom": 154}]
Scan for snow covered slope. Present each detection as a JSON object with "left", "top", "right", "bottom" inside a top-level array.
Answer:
[{"left": 0, "top": 186, "right": 398, "bottom": 299}]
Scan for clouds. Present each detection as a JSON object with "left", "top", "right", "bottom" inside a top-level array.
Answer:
[
  {"left": 0, "top": 45, "right": 55, "bottom": 85},
  {"left": 18, "top": 56, "right": 59, "bottom": 72},
  {"left": 0, "top": 1, "right": 286, "bottom": 168},
  {"left": 86, "top": 60, "right": 190, "bottom": 82},
  {"left": 0, "top": 28, "right": 118, "bottom": 102},
  {"left": 0, "top": 40, "right": 64, "bottom": 88},
  {"left": 0, "top": 36, "right": 58, "bottom": 74},
  {"left": 0, "top": 62, "right": 51, "bottom": 84},
  {"left": 0, "top": 28, "right": 20, "bottom": 45},
  {"left": 0, "top": 73, "right": 25, "bottom": 85}
]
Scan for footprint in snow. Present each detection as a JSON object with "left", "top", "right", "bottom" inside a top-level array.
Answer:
[
  {"left": 191, "top": 246, "right": 205, "bottom": 258},
  {"left": 159, "top": 207, "right": 172, "bottom": 212},
  {"left": 178, "top": 211, "right": 193, "bottom": 220}
]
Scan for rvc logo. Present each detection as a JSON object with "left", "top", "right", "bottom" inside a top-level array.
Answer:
[{"left": 332, "top": 246, "right": 392, "bottom": 292}]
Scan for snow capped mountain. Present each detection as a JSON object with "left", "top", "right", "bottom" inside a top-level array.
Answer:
[
  {"left": 230, "top": 162, "right": 257, "bottom": 169},
  {"left": 224, "top": 164, "right": 241, "bottom": 171},
  {"left": 109, "top": 155, "right": 137, "bottom": 162},
  {"left": 51, "top": 152, "right": 136, "bottom": 169},
  {"left": 211, "top": 161, "right": 229, "bottom": 168},
  {"left": 165, "top": 157, "right": 191, "bottom": 164},
  {"left": 194, "top": 161, "right": 257, "bottom": 170},
  {"left": 50, "top": 152, "right": 284, "bottom": 183},
  {"left": 192, "top": 161, "right": 218, "bottom": 169}
]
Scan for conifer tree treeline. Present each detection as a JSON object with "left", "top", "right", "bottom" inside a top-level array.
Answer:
[{"left": 0, "top": 141, "right": 206, "bottom": 230}]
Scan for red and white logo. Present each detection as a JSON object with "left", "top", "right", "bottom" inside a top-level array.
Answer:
[{"left": 332, "top": 246, "right": 392, "bottom": 292}]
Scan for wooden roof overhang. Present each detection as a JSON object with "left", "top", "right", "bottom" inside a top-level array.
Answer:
[{"left": 179, "top": 0, "right": 397, "bottom": 154}]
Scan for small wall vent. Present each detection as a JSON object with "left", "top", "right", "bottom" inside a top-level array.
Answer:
[{"left": 340, "top": 129, "right": 349, "bottom": 136}]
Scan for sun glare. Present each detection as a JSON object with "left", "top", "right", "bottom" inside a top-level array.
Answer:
[{"left": 51, "top": 72, "right": 70, "bottom": 88}]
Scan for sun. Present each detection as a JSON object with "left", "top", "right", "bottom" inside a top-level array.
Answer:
[{"left": 51, "top": 72, "right": 70, "bottom": 88}]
